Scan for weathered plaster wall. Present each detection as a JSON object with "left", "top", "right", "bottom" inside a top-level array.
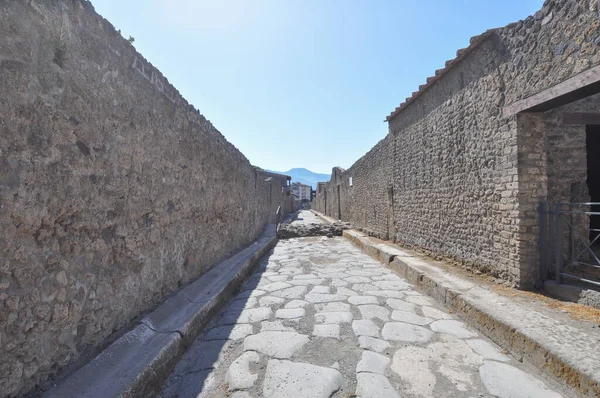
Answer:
[
  {"left": 0, "top": 1, "right": 289, "bottom": 396},
  {"left": 315, "top": 0, "right": 600, "bottom": 288}
]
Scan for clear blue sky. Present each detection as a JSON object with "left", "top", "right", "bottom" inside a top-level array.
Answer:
[{"left": 91, "top": 0, "right": 543, "bottom": 174}]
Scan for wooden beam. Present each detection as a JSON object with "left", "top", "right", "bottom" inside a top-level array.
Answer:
[
  {"left": 562, "top": 112, "right": 600, "bottom": 126},
  {"left": 503, "top": 64, "right": 600, "bottom": 117}
]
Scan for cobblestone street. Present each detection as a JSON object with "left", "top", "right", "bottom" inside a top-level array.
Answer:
[{"left": 159, "top": 212, "right": 568, "bottom": 398}]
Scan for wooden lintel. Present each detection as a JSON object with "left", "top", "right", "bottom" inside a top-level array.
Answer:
[
  {"left": 563, "top": 112, "right": 600, "bottom": 126},
  {"left": 503, "top": 64, "right": 600, "bottom": 117}
]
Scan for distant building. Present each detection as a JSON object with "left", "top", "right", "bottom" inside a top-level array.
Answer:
[{"left": 291, "top": 182, "right": 312, "bottom": 202}]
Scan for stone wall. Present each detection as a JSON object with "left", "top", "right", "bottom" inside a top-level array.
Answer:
[
  {"left": 0, "top": 1, "right": 290, "bottom": 396},
  {"left": 315, "top": 0, "right": 600, "bottom": 288}
]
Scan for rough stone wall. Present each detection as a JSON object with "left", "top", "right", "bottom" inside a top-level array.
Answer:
[
  {"left": 315, "top": 0, "right": 600, "bottom": 288},
  {"left": 0, "top": 1, "right": 288, "bottom": 396}
]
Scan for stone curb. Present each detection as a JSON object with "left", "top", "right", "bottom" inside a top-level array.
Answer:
[
  {"left": 45, "top": 224, "right": 277, "bottom": 398},
  {"left": 343, "top": 229, "right": 600, "bottom": 398}
]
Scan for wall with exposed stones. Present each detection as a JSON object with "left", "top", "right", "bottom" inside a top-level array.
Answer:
[
  {"left": 315, "top": 0, "right": 600, "bottom": 288},
  {"left": 0, "top": 1, "right": 291, "bottom": 396}
]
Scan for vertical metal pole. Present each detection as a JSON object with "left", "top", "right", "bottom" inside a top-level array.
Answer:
[
  {"left": 538, "top": 202, "right": 547, "bottom": 288},
  {"left": 555, "top": 203, "right": 563, "bottom": 283}
]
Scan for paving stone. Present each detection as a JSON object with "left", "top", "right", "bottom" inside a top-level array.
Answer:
[
  {"left": 371, "top": 274, "right": 401, "bottom": 281},
  {"left": 314, "top": 302, "right": 351, "bottom": 312},
  {"left": 294, "top": 274, "right": 320, "bottom": 280},
  {"left": 226, "top": 351, "right": 259, "bottom": 390},
  {"left": 284, "top": 299, "right": 309, "bottom": 309},
  {"left": 355, "top": 372, "right": 400, "bottom": 398},
  {"left": 230, "top": 392, "right": 253, "bottom": 398},
  {"left": 430, "top": 320, "right": 477, "bottom": 339},
  {"left": 352, "top": 283, "right": 380, "bottom": 292},
  {"left": 220, "top": 307, "right": 272, "bottom": 325},
  {"left": 352, "top": 320, "right": 380, "bottom": 338},
  {"left": 276, "top": 308, "right": 305, "bottom": 319},
  {"left": 390, "top": 310, "right": 433, "bottom": 326},
  {"left": 479, "top": 361, "right": 562, "bottom": 398},
  {"left": 228, "top": 297, "right": 258, "bottom": 312},
  {"left": 205, "top": 324, "right": 253, "bottom": 341},
  {"left": 386, "top": 298, "right": 417, "bottom": 313},
  {"left": 261, "top": 281, "right": 293, "bottom": 292},
  {"left": 260, "top": 321, "right": 294, "bottom": 332},
  {"left": 267, "top": 275, "right": 289, "bottom": 282},
  {"left": 365, "top": 290, "right": 404, "bottom": 299},
  {"left": 259, "top": 296, "right": 285, "bottom": 306},
  {"left": 271, "top": 286, "right": 307, "bottom": 299},
  {"left": 263, "top": 359, "right": 343, "bottom": 398},
  {"left": 345, "top": 276, "right": 372, "bottom": 284},
  {"left": 312, "top": 324, "right": 340, "bottom": 339},
  {"left": 372, "top": 280, "right": 411, "bottom": 290},
  {"left": 288, "top": 279, "right": 325, "bottom": 286},
  {"left": 310, "top": 286, "right": 330, "bottom": 294},
  {"left": 356, "top": 350, "right": 390, "bottom": 374},
  {"left": 358, "top": 304, "right": 390, "bottom": 321},
  {"left": 358, "top": 336, "right": 390, "bottom": 353},
  {"left": 331, "top": 279, "right": 348, "bottom": 287},
  {"left": 315, "top": 311, "right": 353, "bottom": 324},
  {"left": 349, "top": 295, "right": 379, "bottom": 305},
  {"left": 465, "top": 339, "right": 509, "bottom": 362},
  {"left": 406, "top": 295, "right": 436, "bottom": 306},
  {"left": 421, "top": 306, "right": 452, "bottom": 320},
  {"left": 305, "top": 293, "right": 347, "bottom": 303},
  {"left": 336, "top": 287, "right": 358, "bottom": 296},
  {"left": 244, "top": 331, "right": 309, "bottom": 359},
  {"left": 382, "top": 322, "right": 434, "bottom": 343}
]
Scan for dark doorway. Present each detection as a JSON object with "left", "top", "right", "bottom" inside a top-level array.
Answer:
[{"left": 586, "top": 125, "right": 600, "bottom": 242}]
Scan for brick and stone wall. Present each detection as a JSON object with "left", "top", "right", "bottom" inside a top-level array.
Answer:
[
  {"left": 0, "top": 1, "right": 290, "bottom": 396},
  {"left": 316, "top": 0, "right": 600, "bottom": 288}
]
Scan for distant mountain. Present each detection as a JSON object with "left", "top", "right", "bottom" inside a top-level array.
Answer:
[{"left": 266, "top": 168, "right": 331, "bottom": 189}]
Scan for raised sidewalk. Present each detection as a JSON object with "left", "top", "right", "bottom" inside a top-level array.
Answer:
[{"left": 44, "top": 224, "right": 277, "bottom": 398}]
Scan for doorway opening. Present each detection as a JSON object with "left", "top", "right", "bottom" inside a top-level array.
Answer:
[{"left": 586, "top": 125, "right": 600, "bottom": 243}]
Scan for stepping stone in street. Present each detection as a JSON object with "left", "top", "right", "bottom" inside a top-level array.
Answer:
[
  {"left": 263, "top": 359, "right": 343, "bottom": 398},
  {"left": 386, "top": 298, "right": 417, "bottom": 313},
  {"left": 205, "top": 324, "right": 254, "bottom": 341},
  {"left": 305, "top": 293, "right": 347, "bottom": 303},
  {"left": 465, "top": 339, "right": 509, "bottom": 362},
  {"left": 358, "top": 305, "right": 390, "bottom": 322},
  {"left": 352, "top": 320, "right": 380, "bottom": 338},
  {"left": 312, "top": 324, "right": 340, "bottom": 339},
  {"left": 276, "top": 308, "right": 305, "bottom": 319},
  {"left": 314, "top": 302, "right": 351, "bottom": 312},
  {"left": 356, "top": 350, "right": 390, "bottom": 375},
  {"left": 421, "top": 306, "right": 453, "bottom": 320},
  {"left": 430, "top": 320, "right": 477, "bottom": 339},
  {"left": 261, "top": 281, "right": 293, "bottom": 292},
  {"left": 315, "top": 311, "right": 353, "bottom": 324},
  {"left": 479, "top": 361, "right": 563, "bottom": 398},
  {"left": 226, "top": 351, "right": 260, "bottom": 390},
  {"left": 390, "top": 310, "right": 433, "bottom": 326},
  {"left": 244, "top": 331, "right": 309, "bottom": 358},
  {"left": 259, "top": 296, "right": 285, "bottom": 306},
  {"left": 382, "top": 322, "right": 434, "bottom": 343},
  {"left": 220, "top": 307, "right": 272, "bottom": 325},
  {"left": 358, "top": 336, "right": 390, "bottom": 353},
  {"left": 284, "top": 299, "right": 309, "bottom": 309},
  {"left": 349, "top": 295, "right": 379, "bottom": 305},
  {"left": 355, "top": 372, "right": 400, "bottom": 398},
  {"left": 271, "top": 286, "right": 308, "bottom": 299}
]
